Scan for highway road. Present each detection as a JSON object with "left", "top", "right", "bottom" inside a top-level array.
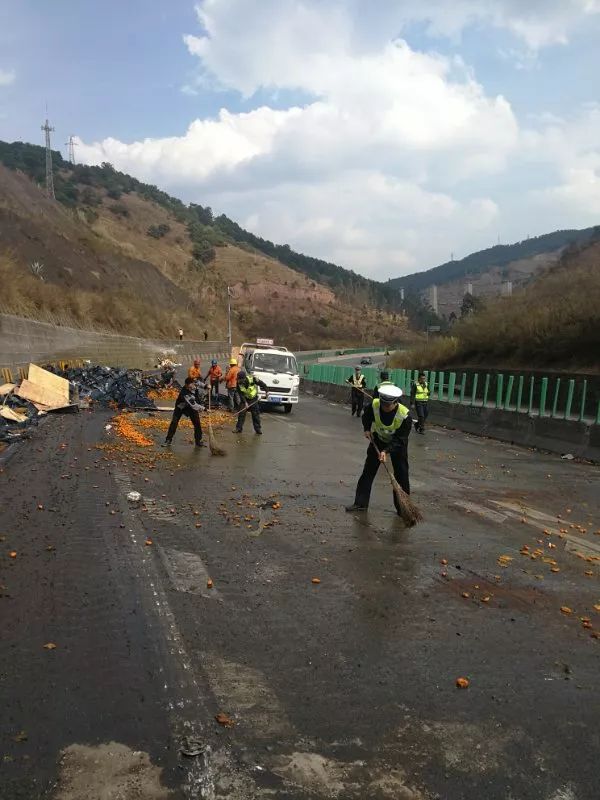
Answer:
[{"left": 1, "top": 392, "right": 599, "bottom": 799}]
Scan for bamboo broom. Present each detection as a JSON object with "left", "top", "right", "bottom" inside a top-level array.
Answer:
[{"left": 370, "top": 438, "right": 423, "bottom": 527}]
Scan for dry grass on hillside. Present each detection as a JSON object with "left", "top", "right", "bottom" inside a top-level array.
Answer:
[
  {"left": 391, "top": 244, "right": 600, "bottom": 371},
  {"left": 0, "top": 254, "right": 206, "bottom": 339}
]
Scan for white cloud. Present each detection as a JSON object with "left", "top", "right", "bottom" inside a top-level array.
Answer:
[
  {"left": 76, "top": 1, "right": 600, "bottom": 279},
  {"left": 0, "top": 68, "right": 15, "bottom": 86}
]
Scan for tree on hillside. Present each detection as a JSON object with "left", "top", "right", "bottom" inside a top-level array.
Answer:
[{"left": 460, "top": 292, "right": 483, "bottom": 318}]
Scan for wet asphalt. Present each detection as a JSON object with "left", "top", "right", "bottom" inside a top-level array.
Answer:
[{"left": 1, "top": 392, "right": 600, "bottom": 799}]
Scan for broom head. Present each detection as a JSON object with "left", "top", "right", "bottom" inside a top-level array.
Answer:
[
  {"left": 389, "top": 472, "right": 423, "bottom": 527},
  {"left": 207, "top": 419, "right": 226, "bottom": 456}
]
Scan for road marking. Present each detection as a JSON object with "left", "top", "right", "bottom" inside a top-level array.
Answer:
[
  {"left": 158, "top": 546, "right": 221, "bottom": 598},
  {"left": 454, "top": 500, "right": 508, "bottom": 523},
  {"left": 310, "top": 429, "right": 333, "bottom": 438}
]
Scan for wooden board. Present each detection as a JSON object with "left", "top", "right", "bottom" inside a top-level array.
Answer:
[
  {"left": 0, "top": 383, "right": 16, "bottom": 395},
  {"left": 16, "top": 379, "right": 70, "bottom": 410},
  {"left": 28, "top": 364, "right": 70, "bottom": 405}
]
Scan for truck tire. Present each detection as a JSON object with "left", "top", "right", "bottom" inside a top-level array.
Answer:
[{"left": 284, "top": 405, "right": 293, "bottom": 414}]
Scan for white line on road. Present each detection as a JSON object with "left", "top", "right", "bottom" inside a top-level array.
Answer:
[{"left": 454, "top": 499, "right": 508, "bottom": 523}]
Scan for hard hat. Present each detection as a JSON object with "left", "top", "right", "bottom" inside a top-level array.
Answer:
[
  {"left": 378, "top": 385, "right": 403, "bottom": 402},
  {"left": 230, "top": 357, "right": 237, "bottom": 365},
  {"left": 354, "top": 365, "right": 361, "bottom": 370},
  {"left": 211, "top": 359, "right": 217, "bottom": 366}
]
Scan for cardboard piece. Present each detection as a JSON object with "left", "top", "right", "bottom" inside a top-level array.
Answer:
[
  {"left": 16, "top": 379, "right": 68, "bottom": 410},
  {"left": 0, "top": 383, "right": 16, "bottom": 396},
  {"left": 28, "top": 364, "right": 70, "bottom": 405},
  {"left": 0, "top": 407, "right": 27, "bottom": 423}
]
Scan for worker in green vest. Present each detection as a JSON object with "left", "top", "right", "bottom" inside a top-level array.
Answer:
[
  {"left": 234, "top": 370, "right": 269, "bottom": 434},
  {"left": 410, "top": 371, "right": 430, "bottom": 434},
  {"left": 346, "top": 384, "right": 412, "bottom": 515},
  {"left": 346, "top": 365, "right": 367, "bottom": 417}
]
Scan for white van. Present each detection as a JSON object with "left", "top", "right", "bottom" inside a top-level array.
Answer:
[{"left": 239, "top": 342, "right": 300, "bottom": 413}]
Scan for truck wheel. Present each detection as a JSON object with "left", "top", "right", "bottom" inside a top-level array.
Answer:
[{"left": 284, "top": 405, "right": 293, "bottom": 414}]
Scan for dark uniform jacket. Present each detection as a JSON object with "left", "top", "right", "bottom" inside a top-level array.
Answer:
[{"left": 175, "top": 384, "right": 204, "bottom": 413}]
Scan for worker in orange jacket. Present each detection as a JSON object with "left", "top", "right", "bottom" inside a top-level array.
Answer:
[
  {"left": 206, "top": 359, "right": 223, "bottom": 407},
  {"left": 188, "top": 358, "right": 202, "bottom": 382},
  {"left": 224, "top": 358, "right": 240, "bottom": 411}
]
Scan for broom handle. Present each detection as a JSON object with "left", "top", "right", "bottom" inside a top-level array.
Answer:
[{"left": 370, "top": 437, "right": 401, "bottom": 487}]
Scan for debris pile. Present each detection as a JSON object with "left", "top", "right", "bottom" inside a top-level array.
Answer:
[{"left": 50, "top": 365, "right": 158, "bottom": 409}]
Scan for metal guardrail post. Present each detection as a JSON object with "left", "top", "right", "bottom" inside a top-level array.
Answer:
[
  {"left": 471, "top": 373, "right": 478, "bottom": 406},
  {"left": 579, "top": 379, "right": 588, "bottom": 423},
  {"left": 552, "top": 378, "right": 561, "bottom": 418},
  {"left": 516, "top": 375, "right": 523, "bottom": 412},
  {"left": 565, "top": 379, "right": 575, "bottom": 419},
  {"left": 429, "top": 371, "right": 436, "bottom": 397},
  {"left": 596, "top": 401, "right": 600, "bottom": 426},
  {"left": 459, "top": 373, "right": 466, "bottom": 404},
  {"left": 528, "top": 376, "right": 535, "bottom": 414},
  {"left": 483, "top": 374, "right": 490, "bottom": 407},
  {"left": 448, "top": 372, "right": 456, "bottom": 403},
  {"left": 504, "top": 375, "right": 514, "bottom": 409},
  {"left": 438, "top": 371, "right": 445, "bottom": 401},
  {"left": 495, "top": 374, "right": 504, "bottom": 409},
  {"left": 539, "top": 377, "right": 548, "bottom": 417}
]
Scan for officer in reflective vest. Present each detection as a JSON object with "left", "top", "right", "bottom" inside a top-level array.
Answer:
[
  {"left": 346, "top": 384, "right": 412, "bottom": 515},
  {"left": 234, "top": 370, "right": 269, "bottom": 434},
  {"left": 410, "top": 372, "right": 430, "bottom": 434},
  {"left": 346, "top": 366, "right": 367, "bottom": 417},
  {"left": 372, "top": 371, "right": 395, "bottom": 399}
]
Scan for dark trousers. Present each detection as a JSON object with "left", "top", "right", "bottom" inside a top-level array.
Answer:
[
  {"left": 351, "top": 389, "right": 364, "bottom": 417},
  {"left": 227, "top": 387, "right": 240, "bottom": 411},
  {"left": 354, "top": 441, "right": 410, "bottom": 512},
  {"left": 166, "top": 406, "right": 203, "bottom": 445},
  {"left": 236, "top": 402, "right": 261, "bottom": 433},
  {"left": 415, "top": 401, "right": 429, "bottom": 432},
  {"left": 210, "top": 381, "right": 220, "bottom": 405}
]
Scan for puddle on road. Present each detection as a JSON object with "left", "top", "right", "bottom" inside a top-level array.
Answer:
[{"left": 54, "top": 742, "right": 172, "bottom": 799}]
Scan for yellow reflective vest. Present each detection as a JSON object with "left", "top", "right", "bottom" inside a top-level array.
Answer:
[
  {"left": 350, "top": 373, "right": 365, "bottom": 388},
  {"left": 371, "top": 398, "right": 409, "bottom": 443},
  {"left": 415, "top": 381, "right": 429, "bottom": 402},
  {"left": 239, "top": 375, "right": 258, "bottom": 400}
]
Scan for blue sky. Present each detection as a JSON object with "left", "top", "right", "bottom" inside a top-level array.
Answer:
[{"left": 1, "top": 0, "right": 600, "bottom": 279}]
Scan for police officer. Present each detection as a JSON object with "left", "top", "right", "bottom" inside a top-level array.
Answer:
[
  {"left": 346, "top": 384, "right": 412, "bottom": 515},
  {"left": 234, "top": 370, "right": 269, "bottom": 434},
  {"left": 410, "top": 371, "right": 429, "bottom": 434},
  {"left": 346, "top": 365, "right": 367, "bottom": 417}
]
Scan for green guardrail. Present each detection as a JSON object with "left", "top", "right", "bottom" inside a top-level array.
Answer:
[{"left": 304, "top": 366, "right": 600, "bottom": 424}]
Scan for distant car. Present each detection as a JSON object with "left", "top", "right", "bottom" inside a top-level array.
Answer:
[{"left": 360, "top": 357, "right": 372, "bottom": 365}]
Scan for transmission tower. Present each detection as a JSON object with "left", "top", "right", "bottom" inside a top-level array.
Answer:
[
  {"left": 41, "top": 117, "right": 55, "bottom": 199},
  {"left": 65, "top": 135, "right": 77, "bottom": 164}
]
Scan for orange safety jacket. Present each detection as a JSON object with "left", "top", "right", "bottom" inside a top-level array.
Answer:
[
  {"left": 188, "top": 365, "right": 202, "bottom": 381},
  {"left": 207, "top": 365, "right": 223, "bottom": 383},
  {"left": 225, "top": 365, "right": 240, "bottom": 389}
]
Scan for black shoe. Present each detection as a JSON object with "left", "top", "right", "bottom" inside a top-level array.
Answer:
[
  {"left": 161, "top": 440, "right": 172, "bottom": 447},
  {"left": 417, "top": 429, "right": 425, "bottom": 435},
  {"left": 233, "top": 428, "right": 242, "bottom": 434},
  {"left": 345, "top": 504, "right": 367, "bottom": 513},
  {"left": 255, "top": 430, "right": 262, "bottom": 435},
  {"left": 195, "top": 441, "right": 206, "bottom": 447}
]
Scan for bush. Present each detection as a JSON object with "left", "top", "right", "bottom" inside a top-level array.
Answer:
[
  {"left": 109, "top": 202, "right": 129, "bottom": 218},
  {"left": 147, "top": 223, "right": 171, "bottom": 239}
]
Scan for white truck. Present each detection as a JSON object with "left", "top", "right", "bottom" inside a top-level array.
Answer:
[{"left": 239, "top": 342, "right": 300, "bottom": 413}]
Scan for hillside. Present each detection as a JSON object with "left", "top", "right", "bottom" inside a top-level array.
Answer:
[
  {"left": 390, "top": 235, "right": 600, "bottom": 371},
  {"left": 388, "top": 225, "right": 599, "bottom": 319},
  {"left": 0, "top": 142, "right": 413, "bottom": 348}
]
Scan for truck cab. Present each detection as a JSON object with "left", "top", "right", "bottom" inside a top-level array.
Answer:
[{"left": 239, "top": 342, "right": 299, "bottom": 413}]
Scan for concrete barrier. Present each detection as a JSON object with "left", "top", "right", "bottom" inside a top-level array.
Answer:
[
  {"left": 0, "top": 313, "right": 228, "bottom": 371},
  {"left": 302, "top": 380, "right": 600, "bottom": 462}
]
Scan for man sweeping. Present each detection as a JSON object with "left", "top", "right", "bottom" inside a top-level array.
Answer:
[
  {"left": 234, "top": 370, "right": 269, "bottom": 435},
  {"left": 162, "top": 377, "right": 205, "bottom": 448},
  {"left": 346, "top": 365, "right": 367, "bottom": 417},
  {"left": 346, "top": 384, "right": 412, "bottom": 516}
]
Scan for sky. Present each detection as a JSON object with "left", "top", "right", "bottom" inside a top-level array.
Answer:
[{"left": 1, "top": 0, "right": 600, "bottom": 280}]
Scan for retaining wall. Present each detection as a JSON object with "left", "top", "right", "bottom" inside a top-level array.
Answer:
[
  {"left": 303, "top": 380, "right": 600, "bottom": 462},
  {"left": 0, "top": 313, "right": 229, "bottom": 370}
]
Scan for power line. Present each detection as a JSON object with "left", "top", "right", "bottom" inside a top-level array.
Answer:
[{"left": 41, "top": 117, "right": 55, "bottom": 199}]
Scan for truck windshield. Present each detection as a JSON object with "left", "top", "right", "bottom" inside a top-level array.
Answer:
[{"left": 252, "top": 353, "right": 298, "bottom": 374}]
